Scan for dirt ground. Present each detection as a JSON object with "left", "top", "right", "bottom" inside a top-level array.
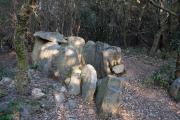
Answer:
[{"left": 0, "top": 50, "right": 179, "bottom": 120}]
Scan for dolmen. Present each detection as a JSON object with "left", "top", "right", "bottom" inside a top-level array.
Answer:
[{"left": 32, "top": 31, "right": 127, "bottom": 118}]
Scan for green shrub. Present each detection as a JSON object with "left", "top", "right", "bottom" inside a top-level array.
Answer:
[
  {"left": 0, "top": 101, "right": 21, "bottom": 120},
  {"left": 29, "top": 64, "right": 39, "bottom": 70},
  {"left": 0, "top": 113, "right": 14, "bottom": 120},
  {"left": 144, "top": 64, "right": 174, "bottom": 88},
  {"left": 152, "top": 72, "right": 169, "bottom": 88},
  {"left": 0, "top": 89, "right": 6, "bottom": 98}
]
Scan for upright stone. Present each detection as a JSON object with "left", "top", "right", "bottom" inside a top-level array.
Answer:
[
  {"left": 94, "top": 42, "right": 123, "bottom": 78},
  {"left": 67, "top": 66, "right": 82, "bottom": 95},
  {"left": 38, "top": 42, "right": 61, "bottom": 75},
  {"left": 170, "top": 78, "right": 180, "bottom": 102},
  {"left": 83, "top": 41, "right": 123, "bottom": 78},
  {"left": 94, "top": 41, "right": 110, "bottom": 78},
  {"left": 82, "top": 41, "right": 96, "bottom": 65},
  {"left": 53, "top": 45, "right": 80, "bottom": 80},
  {"left": 66, "top": 36, "right": 85, "bottom": 65},
  {"left": 96, "top": 75, "right": 127, "bottom": 117},
  {"left": 81, "top": 64, "right": 97, "bottom": 102},
  {"left": 32, "top": 38, "right": 46, "bottom": 64}
]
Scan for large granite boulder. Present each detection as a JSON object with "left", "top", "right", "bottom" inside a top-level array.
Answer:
[
  {"left": 83, "top": 41, "right": 110, "bottom": 78},
  {"left": 66, "top": 66, "right": 82, "bottom": 95},
  {"left": 101, "top": 46, "right": 123, "bottom": 77},
  {"left": 83, "top": 41, "right": 123, "bottom": 78},
  {"left": 81, "top": 64, "right": 97, "bottom": 102},
  {"left": 32, "top": 31, "right": 67, "bottom": 64},
  {"left": 96, "top": 75, "right": 127, "bottom": 117},
  {"left": 170, "top": 78, "right": 180, "bottom": 102},
  {"left": 94, "top": 42, "right": 110, "bottom": 78},
  {"left": 102, "top": 46, "right": 122, "bottom": 67},
  {"left": 66, "top": 36, "right": 85, "bottom": 65},
  {"left": 83, "top": 41, "right": 96, "bottom": 66},
  {"left": 53, "top": 45, "right": 80, "bottom": 80},
  {"left": 33, "top": 31, "right": 67, "bottom": 43}
]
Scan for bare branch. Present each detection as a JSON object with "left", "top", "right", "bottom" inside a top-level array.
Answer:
[{"left": 149, "top": 0, "right": 178, "bottom": 17}]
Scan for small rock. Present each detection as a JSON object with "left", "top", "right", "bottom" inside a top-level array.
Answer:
[
  {"left": 66, "top": 113, "right": 78, "bottom": 120},
  {"left": 60, "top": 86, "right": 67, "bottom": 93},
  {"left": 32, "top": 88, "right": 45, "bottom": 99},
  {"left": 9, "top": 80, "right": 15, "bottom": 88},
  {"left": 88, "top": 109, "right": 95, "bottom": 115},
  {"left": 68, "top": 99, "right": 77, "bottom": 109},
  {"left": 0, "top": 77, "right": 12, "bottom": 84},
  {"left": 65, "top": 78, "right": 71, "bottom": 85},
  {"left": 0, "top": 77, "right": 14, "bottom": 88},
  {"left": 170, "top": 78, "right": 180, "bottom": 102},
  {"left": 54, "top": 92, "right": 65, "bottom": 105},
  {"left": 112, "top": 64, "right": 125, "bottom": 74}
]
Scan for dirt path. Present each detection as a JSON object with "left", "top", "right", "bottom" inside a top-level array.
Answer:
[
  {"left": 0, "top": 51, "right": 179, "bottom": 120},
  {"left": 120, "top": 53, "right": 180, "bottom": 120}
]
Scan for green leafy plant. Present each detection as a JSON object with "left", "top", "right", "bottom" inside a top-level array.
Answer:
[
  {"left": 29, "top": 64, "right": 39, "bottom": 70},
  {"left": 0, "top": 101, "right": 21, "bottom": 120},
  {"left": 152, "top": 72, "right": 169, "bottom": 88},
  {"left": 0, "top": 113, "right": 14, "bottom": 120},
  {"left": 144, "top": 64, "right": 174, "bottom": 88},
  {"left": 0, "top": 89, "right": 7, "bottom": 98}
]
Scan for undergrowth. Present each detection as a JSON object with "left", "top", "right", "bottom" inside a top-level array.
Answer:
[
  {"left": 29, "top": 64, "right": 39, "bottom": 70},
  {"left": 144, "top": 64, "right": 175, "bottom": 88},
  {"left": 0, "top": 101, "right": 21, "bottom": 120},
  {"left": 0, "top": 65, "right": 15, "bottom": 80}
]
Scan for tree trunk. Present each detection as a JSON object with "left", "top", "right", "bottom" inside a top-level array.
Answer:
[
  {"left": 149, "top": 27, "right": 162, "bottom": 56},
  {"left": 175, "top": 0, "right": 180, "bottom": 78},
  {"left": 175, "top": 54, "right": 180, "bottom": 78},
  {"left": 149, "top": 0, "right": 168, "bottom": 56},
  {"left": 136, "top": 2, "right": 148, "bottom": 45},
  {"left": 14, "top": 3, "right": 32, "bottom": 94},
  {"left": 122, "top": 1, "right": 132, "bottom": 48}
]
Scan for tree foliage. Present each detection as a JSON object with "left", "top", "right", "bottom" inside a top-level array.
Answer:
[{"left": 0, "top": 0, "right": 179, "bottom": 52}]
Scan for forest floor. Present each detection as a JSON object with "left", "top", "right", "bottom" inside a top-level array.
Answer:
[{"left": 0, "top": 48, "right": 180, "bottom": 120}]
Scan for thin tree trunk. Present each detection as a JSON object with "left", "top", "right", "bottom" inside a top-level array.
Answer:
[
  {"left": 175, "top": 0, "right": 180, "bottom": 78},
  {"left": 175, "top": 54, "right": 180, "bottom": 78},
  {"left": 122, "top": 1, "right": 132, "bottom": 48},
  {"left": 136, "top": 2, "right": 148, "bottom": 45},
  {"left": 149, "top": 28, "right": 162, "bottom": 56},
  {"left": 14, "top": 2, "right": 32, "bottom": 94},
  {"left": 149, "top": 0, "right": 167, "bottom": 56}
]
